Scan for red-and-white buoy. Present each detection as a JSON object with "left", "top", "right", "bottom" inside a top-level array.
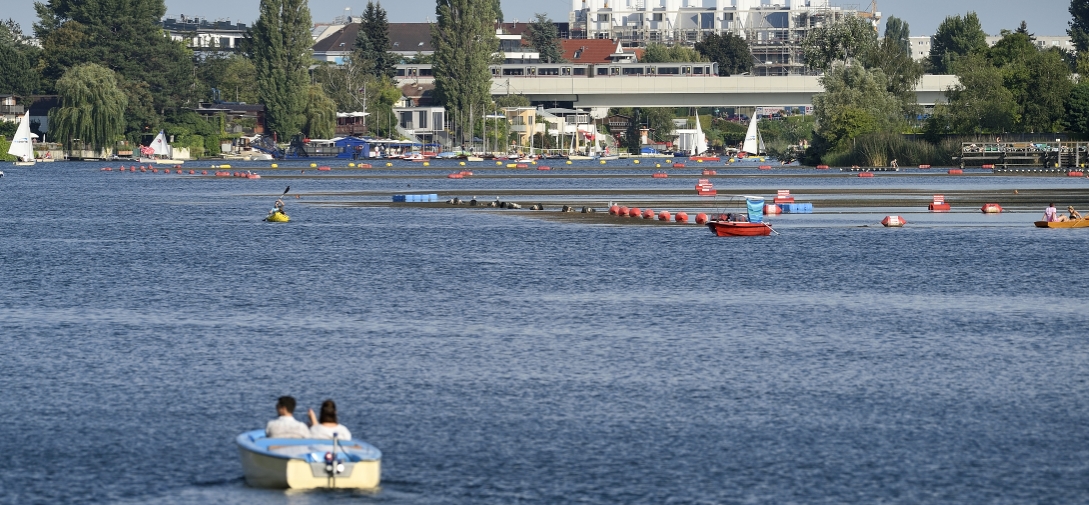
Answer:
[
  {"left": 881, "top": 215, "right": 906, "bottom": 227},
  {"left": 981, "top": 203, "right": 1003, "bottom": 214}
]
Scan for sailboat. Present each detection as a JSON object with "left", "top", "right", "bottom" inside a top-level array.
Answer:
[
  {"left": 690, "top": 113, "right": 719, "bottom": 161},
  {"left": 7, "top": 110, "right": 35, "bottom": 166},
  {"left": 741, "top": 115, "right": 765, "bottom": 157},
  {"left": 140, "top": 130, "right": 185, "bottom": 164}
]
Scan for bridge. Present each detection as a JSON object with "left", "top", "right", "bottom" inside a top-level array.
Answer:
[{"left": 479, "top": 75, "right": 958, "bottom": 108}]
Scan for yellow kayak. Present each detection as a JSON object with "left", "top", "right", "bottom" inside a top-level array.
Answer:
[{"left": 265, "top": 211, "right": 290, "bottom": 223}]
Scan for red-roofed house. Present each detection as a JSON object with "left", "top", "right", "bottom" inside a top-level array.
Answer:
[{"left": 560, "top": 39, "right": 642, "bottom": 64}]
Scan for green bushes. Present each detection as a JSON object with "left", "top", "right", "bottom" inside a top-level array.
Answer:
[{"left": 821, "top": 132, "right": 960, "bottom": 167}]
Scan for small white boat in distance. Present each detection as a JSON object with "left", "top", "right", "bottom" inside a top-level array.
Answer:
[
  {"left": 236, "top": 429, "right": 381, "bottom": 489},
  {"left": 8, "top": 110, "right": 35, "bottom": 166}
]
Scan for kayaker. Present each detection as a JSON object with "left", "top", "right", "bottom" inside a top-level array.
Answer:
[
  {"left": 273, "top": 198, "right": 285, "bottom": 214},
  {"left": 308, "top": 399, "right": 353, "bottom": 440},
  {"left": 266, "top": 396, "right": 310, "bottom": 438}
]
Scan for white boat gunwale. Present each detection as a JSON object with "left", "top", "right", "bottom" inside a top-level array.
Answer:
[{"left": 236, "top": 429, "right": 381, "bottom": 489}]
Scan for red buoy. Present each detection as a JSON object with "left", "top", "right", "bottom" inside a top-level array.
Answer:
[
  {"left": 858, "top": 172, "right": 874, "bottom": 178},
  {"left": 609, "top": 205, "right": 620, "bottom": 215},
  {"left": 652, "top": 172, "right": 668, "bottom": 178},
  {"left": 201, "top": 170, "right": 207, "bottom": 175},
  {"left": 658, "top": 211, "right": 671, "bottom": 221},
  {"left": 981, "top": 203, "right": 1003, "bottom": 214},
  {"left": 673, "top": 163, "right": 686, "bottom": 168},
  {"left": 642, "top": 209, "right": 654, "bottom": 219},
  {"left": 816, "top": 165, "right": 830, "bottom": 169},
  {"left": 629, "top": 207, "right": 641, "bottom": 218},
  {"left": 758, "top": 165, "right": 772, "bottom": 170},
  {"left": 918, "top": 164, "right": 931, "bottom": 169},
  {"left": 1068, "top": 171, "right": 1085, "bottom": 177},
  {"left": 881, "top": 215, "right": 906, "bottom": 227},
  {"left": 764, "top": 204, "right": 781, "bottom": 215},
  {"left": 695, "top": 213, "right": 709, "bottom": 224},
  {"left": 318, "top": 166, "right": 331, "bottom": 171},
  {"left": 619, "top": 206, "right": 629, "bottom": 217},
  {"left": 948, "top": 169, "right": 964, "bottom": 175},
  {"left": 675, "top": 212, "right": 689, "bottom": 223}
]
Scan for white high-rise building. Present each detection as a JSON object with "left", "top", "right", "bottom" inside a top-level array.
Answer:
[{"left": 569, "top": 0, "right": 876, "bottom": 75}]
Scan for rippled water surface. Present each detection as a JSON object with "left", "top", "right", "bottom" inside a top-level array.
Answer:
[{"left": 2, "top": 163, "right": 1088, "bottom": 504}]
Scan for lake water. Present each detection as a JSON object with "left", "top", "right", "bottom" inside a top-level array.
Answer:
[{"left": 2, "top": 162, "right": 1088, "bottom": 504}]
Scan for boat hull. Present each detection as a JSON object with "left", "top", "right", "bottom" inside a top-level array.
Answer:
[
  {"left": 707, "top": 221, "right": 773, "bottom": 236},
  {"left": 1035, "top": 218, "right": 1089, "bottom": 228},
  {"left": 139, "top": 157, "right": 185, "bottom": 165},
  {"left": 265, "top": 212, "right": 290, "bottom": 223},
  {"left": 236, "top": 431, "right": 381, "bottom": 489}
]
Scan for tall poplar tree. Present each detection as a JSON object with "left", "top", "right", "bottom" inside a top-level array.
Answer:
[
  {"left": 928, "top": 12, "right": 987, "bottom": 74},
  {"left": 251, "top": 0, "right": 313, "bottom": 138},
  {"left": 355, "top": 2, "right": 396, "bottom": 78},
  {"left": 1069, "top": 0, "right": 1089, "bottom": 53},
  {"left": 883, "top": 16, "right": 911, "bottom": 57},
  {"left": 433, "top": 0, "right": 499, "bottom": 143}
]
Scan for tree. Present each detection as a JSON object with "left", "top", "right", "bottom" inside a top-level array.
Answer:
[
  {"left": 495, "top": 94, "right": 531, "bottom": 108},
  {"left": 432, "top": 0, "right": 499, "bottom": 144},
  {"left": 0, "top": 20, "right": 39, "bottom": 95},
  {"left": 49, "top": 63, "right": 127, "bottom": 151},
  {"left": 802, "top": 15, "right": 877, "bottom": 71},
  {"left": 303, "top": 84, "right": 337, "bottom": 138},
  {"left": 862, "top": 36, "right": 924, "bottom": 117},
  {"left": 196, "top": 52, "right": 259, "bottom": 104},
  {"left": 928, "top": 12, "right": 987, "bottom": 74},
  {"left": 251, "top": 0, "right": 313, "bottom": 138},
  {"left": 1070, "top": 0, "right": 1089, "bottom": 53},
  {"left": 356, "top": 1, "right": 396, "bottom": 78},
  {"left": 811, "top": 64, "right": 903, "bottom": 153},
  {"left": 1064, "top": 80, "right": 1089, "bottom": 136},
  {"left": 694, "top": 33, "right": 752, "bottom": 76},
  {"left": 641, "top": 43, "right": 705, "bottom": 63},
  {"left": 527, "top": 14, "right": 564, "bottom": 64},
  {"left": 883, "top": 16, "right": 911, "bottom": 57},
  {"left": 943, "top": 53, "right": 1018, "bottom": 133},
  {"left": 34, "top": 0, "right": 194, "bottom": 115},
  {"left": 1020, "top": 49, "right": 1073, "bottom": 132}
]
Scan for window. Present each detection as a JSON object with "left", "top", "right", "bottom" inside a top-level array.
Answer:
[
  {"left": 622, "top": 67, "right": 643, "bottom": 75},
  {"left": 658, "top": 66, "right": 679, "bottom": 75},
  {"left": 700, "top": 13, "right": 714, "bottom": 30},
  {"left": 561, "top": 67, "right": 572, "bottom": 76},
  {"left": 503, "top": 68, "right": 525, "bottom": 76},
  {"left": 653, "top": 13, "right": 663, "bottom": 22},
  {"left": 400, "top": 112, "right": 412, "bottom": 128},
  {"left": 597, "top": 13, "right": 609, "bottom": 22},
  {"left": 420, "top": 68, "right": 433, "bottom": 76},
  {"left": 574, "top": 67, "right": 586, "bottom": 75},
  {"left": 597, "top": 67, "right": 610, "bottom": 76},
  {"left": 418, "top": 111, "right": 427, "bottom": 129},
  {"left": 694, "top": 67, "right": 704, "bottom": 75}
]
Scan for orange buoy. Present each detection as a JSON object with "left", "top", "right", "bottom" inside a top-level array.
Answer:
[
  {"left": 881, "top": 215, "right": 906, "bottom": 227},
  {"left": 538, "top": 166, "right": 551, "bottom": 170},
  {"left": 702, "top": 169, "right": 716, "bottom": 175},
  {"left": 318, "top": 166, "right": 331, "bottom": 171},
  {"left": 358, "top": 163, "right": 372, "bottom": 168},
  {"left": 981, "top": 203, "right": 1003, "bottom": 213},
  {"left": 201, "top": 170, "right": 207, "bottom": 175},
  {"left": 447, "top": 173, "right": 463, "bottom": 179},
  {"left": 695, "top": 213, "right": 708, "bottom": 224},
  {"left": 816, "top": 164, "right": 830, "bottom": 169},
  {"left": 758, "top": 165, "right": 772, "bottom": 170},
  {"left": 629, "top": 207, "right": 641, "bottom": 218},
  {"left": 619, "top": 206, "right": 629, "bottom": 217},
  {"left": 188, "top": 170, "right": 194, "bottom": 174},
  {"left": 460, "top": 170, "right": 473, "bottom": 176},
  {"left": 516, "top": 163, "right": 528, "bottom": 168},
  {"left": 675, "top": 212, "right": 689, "bottom": 223},
  {"left": 981, "top": 164, "right": 994, "bottom": 169},
  {"left": 858, "top": 172, "right": 874, "bottom": 178},
  {"left": 764, "top": 204, "right": 781, "bottom": 215},
  {"left": 672, "top": 163, "right": 686, "bottom": 168},
  {"left": 948, "top": 169, "right": 963, "bottom": 175},
  {"left": 609, "top": 205, "right": 620, "bottom": 215},
  {"left": 658, "top": 211, "right": 671, "bottom": 221},
  {"left": 1068, "top": 171, "right": 1085, "bottom": 177},
  {"left": 652, "top": 172, "right": 668, "bottom": 178},
  {"left": 642, "top": 209, "right": 654, "bottom": 219},
  {"left": 918, "top": 164, "right": 931, "bottom": 169},
  {"left": 176, "top": 169, "right": 182, "bottom": 174}
]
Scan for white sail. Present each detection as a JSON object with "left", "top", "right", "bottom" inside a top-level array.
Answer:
[
  {"left": 7, "top": 110, "right": 35, "bottom": 162},
  {"left": 742, "top": 115, "right": 761, "bottom": 155},
  {"left": 150, "top": 130, "right": 171, "bottom": 156},
  {"left": 693, "top": 113, "right": 708, "bottom": 156}
]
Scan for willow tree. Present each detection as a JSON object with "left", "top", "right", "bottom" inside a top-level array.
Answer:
[
  {"left": 432, "top": 0, "right": 498, "bottom": 143},
  {"left": 303, "top": 84, "right": 337, "bottom": 139},
  {"left": 49, "top": 63, "right": 127, "bottom": 151},
  {"left": 252, "top": 0, "right": 313, "bottom": 138}
]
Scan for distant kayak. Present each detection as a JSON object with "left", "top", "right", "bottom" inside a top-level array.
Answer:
[
  {"left": 236, "top": 429, "right": 381, "bottom": 489},
  {"left": 265, "top": 211, "right": 290, "bottom": 223}
]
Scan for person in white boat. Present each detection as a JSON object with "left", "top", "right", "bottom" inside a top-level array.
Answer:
[
  {"left": 266, "top": 396, "right": 311, "bottom": 438},
  {"left": 308, "top": 399, "right": 353, "bottom": 440}
]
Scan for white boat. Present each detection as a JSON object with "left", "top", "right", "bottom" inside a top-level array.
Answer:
[
  {"left": 741, "top": 115, "right": 765, "bottom": 156},
  {"left": 693, "top": 112, "right": 709, "bottom": 157},
  {"left": 139, "top": 130, "right": 185, "bottom": 164},
  {"left": 236, "top": 429, "right": 381, "bottom": 489},
  {"left": 7, "top": 110, "right": 35, "bottom": 166}
]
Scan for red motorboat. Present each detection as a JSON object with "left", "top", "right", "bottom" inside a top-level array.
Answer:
[
  {"left": 707, "top": 220, "right": 773, "bottom": 236},
  {"left": 706, "top": 196, "right": 775, "bottom": 237}
]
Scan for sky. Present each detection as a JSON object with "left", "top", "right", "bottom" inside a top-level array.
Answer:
[{"left": 5, "top": 0, "right": 1075, "bottom": 40}]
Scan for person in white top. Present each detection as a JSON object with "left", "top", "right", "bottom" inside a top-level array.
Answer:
[
  {"left": 308, "top": 399, "right": 352, "bottom": 440},
  {"left": 265, "top": 396, "right": 311, "bottom": 438}
]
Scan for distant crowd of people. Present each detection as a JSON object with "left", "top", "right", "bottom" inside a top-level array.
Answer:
[{"left": 266, "top": 396, "right": 352, "bottom": 440}]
